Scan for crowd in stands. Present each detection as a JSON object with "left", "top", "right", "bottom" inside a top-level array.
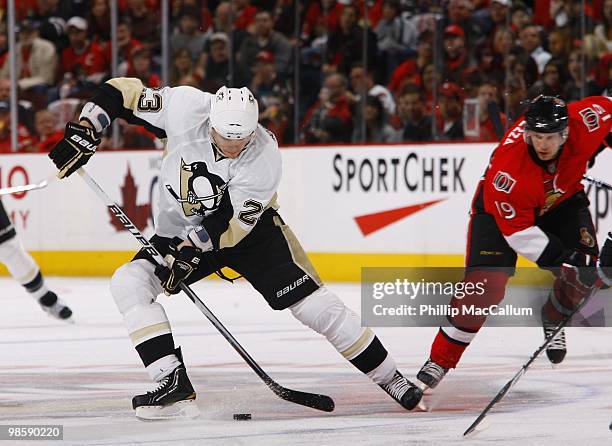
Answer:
[{"left": 0, "top": 0, "right": 611, "bottom": 151}]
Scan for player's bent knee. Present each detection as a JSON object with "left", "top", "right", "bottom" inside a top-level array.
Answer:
[
  {"left": 289, "top": 286, "right": 365, "bottom": 353},
  {"left": 110, "top": 260, "right": 162, "bottom": 314},
  {"left": 0, "top": 236, "right": 37, "bottom": 282}
]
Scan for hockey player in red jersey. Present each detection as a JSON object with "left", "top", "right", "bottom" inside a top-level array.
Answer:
[{"left": 417, "top": 95, "right": 612, "bottom": 389}]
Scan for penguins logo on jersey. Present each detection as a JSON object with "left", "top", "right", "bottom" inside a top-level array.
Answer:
[{"left": 165, "top": 159, "right": 227, "bottom": 217}]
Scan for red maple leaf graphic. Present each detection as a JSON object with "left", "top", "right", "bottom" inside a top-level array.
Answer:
[
  {"left": 354, "top": 199, "right": 446, "bottom": 236},
  {"left": 108, "top": 165, "right": 151, "bottom": 232}
]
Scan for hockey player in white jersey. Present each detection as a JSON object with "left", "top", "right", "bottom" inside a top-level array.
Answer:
[
  {"left": 48, "top": 79, "right": 423, "bottom": 419},
  {"left": 0, "top": 200, "right": 72, "bottom": 321}
]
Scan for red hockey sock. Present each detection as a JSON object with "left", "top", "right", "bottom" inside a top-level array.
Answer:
[{"left": 430, "top": 328, "right": 468, "bottom": 369}]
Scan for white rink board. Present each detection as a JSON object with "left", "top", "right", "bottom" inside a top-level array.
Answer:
[{"left": 0, "top": 144, "right": 611, "bottom": 253}]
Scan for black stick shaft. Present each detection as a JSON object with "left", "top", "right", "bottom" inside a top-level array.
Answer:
[
  {"left": 77, "top": 168, "right": 334, "bottom": 412},
  {"left": 464, "top": 283, "right": 600, "bottom": 436}
]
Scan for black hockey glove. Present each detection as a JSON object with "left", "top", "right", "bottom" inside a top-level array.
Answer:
[
  {"left": 49, "top": 122, "right": 101, "bottom": 178},
  {"left": 154, "top": 238, "right": 202, "bottom": 295},
  {"left": 597, "top": 232, "right": 612, "bottom": 286}
]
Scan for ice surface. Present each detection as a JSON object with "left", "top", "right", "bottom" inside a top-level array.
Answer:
[{"left": 1, "top": 277, "right": 611, "bottom": 445}]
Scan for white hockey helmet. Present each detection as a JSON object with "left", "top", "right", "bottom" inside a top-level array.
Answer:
[{"left": 210, "top": 86, "right": 259, "bottom": 140}]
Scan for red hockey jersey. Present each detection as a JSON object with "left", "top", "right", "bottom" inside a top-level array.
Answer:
[{"left": 481, "top": 96, "right": 612, "bottom": 262}]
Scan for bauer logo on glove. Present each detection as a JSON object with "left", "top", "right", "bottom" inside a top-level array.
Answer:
[{"left": 49, "top": 122, "right": 101, "bottom": 179}]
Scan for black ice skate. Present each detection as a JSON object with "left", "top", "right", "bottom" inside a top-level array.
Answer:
[
  {"left": 379, "top": 371, "right": 423, "bottom": 410},
  {"left": 542, "top": 309, "right": 566, "bottom": 364},
  {"left": 132, "top": 350, "right": 199, "bottom": 420},
  {"left": 38, "top": 291, "right": 73, "bottom": 321},
  {"left": 417, "top": 358, "right": 449, "bottom": 389}
]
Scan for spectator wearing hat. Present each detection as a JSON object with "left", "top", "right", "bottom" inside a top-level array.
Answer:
[
  {"left": 171, "top": 7, "right": 209, "bottom": 61},
  {"left": 127, "top": 47, "right": 161, "bottom": 88},
  {"left": 388, "top": 29, "right": 433, "bottom": 96},
  {"left": 438, "top": 82, "right": 465, "bottom": 141},
  {"left": 250, "top": 50, "right": 293, "bottom": 144},
  {"left": 0, "top": 102, "right": 35, "bottom": 153},
  {"left": 61, "top": 17, "right": 109, "bottom": 84},
  {"left": 443, "top": 24, "right": 471, "bottom": 84},
  {"left": 324, "top": 4, "right": 378, "bottom": 77},
  {"left": 0, "top": 20, "right": 57, "bottom": 93},
  {"left": 446, "top": 0, "right": 484, "bottom": 48},
  {"left": 201, "top": 32, "right": 230, "bottom": 92},
  {"left": 302, "top": 72, "right": 353, "bottom": 143},
  {"left": 519, "top": 24, "right": 551, "bottom": 74},
  {"left": 394, "top": 83, "right": 432, "bottom": 142},
  {"left": 238, "top": 10, "right": 292, "bottom": 83},
  {"left": 348, "top": 63, "right": 395, "bottom": 116}
]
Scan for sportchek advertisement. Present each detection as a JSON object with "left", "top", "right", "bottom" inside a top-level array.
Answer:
[{"left": 0, "top": 144, "right": 611, "bottom": 257}]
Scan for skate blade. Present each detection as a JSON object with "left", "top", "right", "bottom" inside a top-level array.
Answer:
[{"left": 135, "top": 399, "right": 200, "bottom": 421}]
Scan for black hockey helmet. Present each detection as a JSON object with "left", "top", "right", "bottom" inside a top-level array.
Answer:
[{"left": 524, "top": 95, "right": 568, "bottom": 133}]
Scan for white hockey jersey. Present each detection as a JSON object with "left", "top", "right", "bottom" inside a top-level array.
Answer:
[{"left": 86, "top": 78, "right": 282, "bottom": 249}]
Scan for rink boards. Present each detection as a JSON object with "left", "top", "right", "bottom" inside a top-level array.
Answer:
[{"left": 0, "top": 144, "right": 611, "bottom": 280}]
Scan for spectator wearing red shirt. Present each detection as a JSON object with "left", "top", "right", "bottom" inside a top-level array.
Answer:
[
  {"left": 62, "top": 17, "right": 109, "bottom": 84},
  {"left": 302, "top": 73, "right": 353, "bottom": 143},
  {"left": 31, "top": 109, "right": 63, "bottom": 153},
  {"left": 234, "top": 0, "right": 258, "bottom": 32},
  {"left": 301, "top": 0, "right": 344, "bottom": 44},
  {"left": 115, "top": 18, "right": 143, "bottom": 77},
  {"left": 388, "top": 30, "right": 433, "bottom": 96},
  {"left": 0, "top": 102, "right": 34, "bottom": 153}
]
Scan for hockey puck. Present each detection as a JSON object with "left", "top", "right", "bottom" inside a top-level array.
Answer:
[{"left": 233, "top": 413, "right": 251, "bottom": 420}]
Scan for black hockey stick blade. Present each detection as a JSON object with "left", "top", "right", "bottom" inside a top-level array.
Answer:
[
  {"left": 463, "top": 371, "right": 524, "bottom": 436},
  {"left": 267, "top": 379, "right": 335, "bottom": 412}
]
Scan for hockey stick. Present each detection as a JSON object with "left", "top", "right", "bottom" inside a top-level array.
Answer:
[
  {"left": 0, "top": 174, "right": 56, "bottom": 196},
  {"left": 77, "top": 167, "right": 335, "bottom": 413},
  {"left": 463, "top": 280, "right": 602, "bottom": 436},
  {"left": 583, "top": 175, "right": 612, "bottom": 191}
]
